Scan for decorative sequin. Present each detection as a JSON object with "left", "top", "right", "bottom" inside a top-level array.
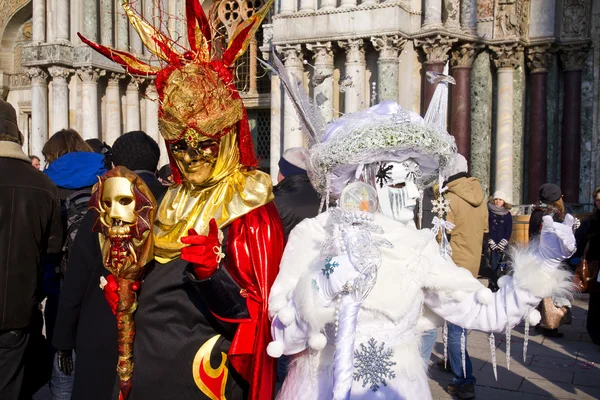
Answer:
[
  {"left": 322, "top": 257, "right": 339, "bottom": 278},
  {"left": 353, "top": 338, "right": 397, "bottom": 392}
]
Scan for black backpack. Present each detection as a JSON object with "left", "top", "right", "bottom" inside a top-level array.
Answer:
[{"left": 58, "top": 188, "right": 92, "bottom": 275}]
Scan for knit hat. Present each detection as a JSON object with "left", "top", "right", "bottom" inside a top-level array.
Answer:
[
  {"left": 279, "top": 147, "right": 309, "bottom": 177},
  {"left": 111, "top": 131, "right": 160, "bottom": 172},
  {"left": 539, "top": 183, "right": 562, "bottom": 203},
  {"left": 0, "top": 99, "right": 21, "bottom": 142}
]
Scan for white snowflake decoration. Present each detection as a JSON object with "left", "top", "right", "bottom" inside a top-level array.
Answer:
[
  {"left": 431, "top": 196, "right": 451, "bottom": 217},
  {"left": 353, "top": 338, "right": 397, "bottom": 392}
]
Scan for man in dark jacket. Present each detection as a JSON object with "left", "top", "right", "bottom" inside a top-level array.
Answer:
[
  {"left": 273, "top": 147, "right": 321, "bottom": 240},
  {"left": 0, "top": 100, "right": 62, "bottom": 399},
  {"left": 52, "top": 131, "right": 166, "bottom": 400}
]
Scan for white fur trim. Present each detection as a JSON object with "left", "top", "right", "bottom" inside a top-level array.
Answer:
[
  {"left": 308, "top": 333, "right": 327, "bottom": 351},
  {"left": 526, "top": 309, "right": 541, "bottom": 325},
  {"left": 497, "top": 275, "right": 512, "bottom": 288},
  {"left": 293, "top": 272, "right": 336, "bottom": 335},
  {"left": 449, "top": 290, "right": 469, "bottom": 302},
  {"left": 266, "top": 341, "right": 284, "bottom": 358},
  {"left": 510, "top": 246, "right": 575, "bottom": 299},
  {"left": 476, "top": 288, "right": 493, "bottom": 305},
  {"left": 278, "top": 306, "right": 295, "bottom": 327}
]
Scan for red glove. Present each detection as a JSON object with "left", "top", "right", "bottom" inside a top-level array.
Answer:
[
  {"left": 181, "top": 218, "right": 224, "bottom": 280},
  {"left": 101, "top": 274, "right": 140, "bottom": 315}
]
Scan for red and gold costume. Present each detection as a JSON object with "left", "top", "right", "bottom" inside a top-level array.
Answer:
[{"left": 80, "top": 1, "right": 284, "bottom": 399}]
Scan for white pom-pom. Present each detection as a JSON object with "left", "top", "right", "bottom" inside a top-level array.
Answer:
[
  {"left": 476, "top": 288, "right": 493, "bottom": 305},
  {"left": 308, "top": 333, "right": 327, "bottom": 351},
  {"left": 451, "top": 290, "right": 468, "bottom": 302},
  {"left": 497, "top": 275, "right": 512, "bottom": 288},
  {"left": 526, "top": 309, "right": 541, "bottom": 325},
  {"left": 277, "top": 306, "right": 295, "bottom": 327},
  {"left": 266, "top": 341, "right": 284, "bottom": 358}
]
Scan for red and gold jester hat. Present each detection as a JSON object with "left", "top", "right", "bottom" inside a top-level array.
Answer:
[{"left": 78, "top": 0, "right": 272, "bottom": 183}]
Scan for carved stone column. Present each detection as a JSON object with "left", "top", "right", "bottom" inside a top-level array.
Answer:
[
  {"left": 116, "top": 0, "right": 129, "bottom": 50},
  {"left": 48, "top": 67, "right": 72, "bottom": 133},
  {"left": 450, "top": 44, "right": 478, "bottom": 164},
  {"left": 100, "top": 0, "right": 114, "bottom": 46},
  {"left": 126, "top": 79, "right": 141, "bottom": 132},
  {"left": 27, "top": 68, "right": 48, "bottom": 157},
  {"left": 276, "top": 45, "right": 305, "bottom": 150},
  {"left": 460, "top": 0, "right": 477, "bottom": 34},
  {"left": 279, "top": 0, "right": 295, "bottom": 15},
  {"left": 130, "top": 0, "right": 143, "bottom": 53},
  {"left": 299, "top": 0, "right": 314, "bottom": 13},
  {"left": 248, "top": 38, "right": 258, "bottom": 94},
  {"left": 371, "top": 36, "right": 406, "bottom": 102},
  {"left": 339, "top": 39, "right": 366, "bottom": 113},
  {"left": 490, "top": 43, "right": 521, "bottom": 202},
  {"left": 105, "top": 73, "right": 125, "bottom": 145},
  {"left": 340, "top": 0, "right": 357, "bottom": 9},
  {"left": 525, "top": 45, "right": 551, "bottom": 203},
  {"left": 307, "top": 42, "right": 335, "bottom": 122},
  {"left": 83, "top": 0, "right": 98, "bottom": 41},
  {"left": 415, "top": 35, "right": 457, "bottom": 113},
  {"left": 270, "top": 73, "right": 282, "bottom": 182},
  {"left": 444, "top": 0, "right": 461, "bottom": 31},
  {"left": 55, "top": 0, "right": 69, "bottom": 41},
  {"left": 32, "top": 0, "right": 46, "bottom": 42},
  {"left": 320, "top": 0, "right": 337, "bottom": 10},
  {"left": 78, "top": 67, "right": 105, "bottom": 140},
  {"left": 423, "top": 0, "right": 443, "bottom": 28},
  {"left": 559, "top": 44, "right": 590, "bottom": 203}
]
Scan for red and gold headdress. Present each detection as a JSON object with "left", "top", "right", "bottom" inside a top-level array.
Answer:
[{"left": 78, "top": 0, "right": 273, "bottom": 181}]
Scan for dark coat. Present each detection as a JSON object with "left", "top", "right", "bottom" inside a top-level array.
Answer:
[
  {"left": 0, "top": 156, "right": 62, "bottom": 330},
  {"left": 52, "top": 172, "right": 166, "bottom": 400},
  {"left": 273, "top": 174, "right": 321, "bottom": 240},
  {"left": 488, "top": 207, "right": 512, "bottom": 244}
]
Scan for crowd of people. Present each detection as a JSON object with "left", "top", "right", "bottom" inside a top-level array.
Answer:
[{"left": 1, "top": 1, "right": 598, "bottom": 399}]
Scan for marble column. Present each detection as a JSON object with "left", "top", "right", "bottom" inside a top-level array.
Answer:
[
  {"left": 490, "top": 44, "right": 521, "bottom": 202},
  {"left": 423, "top": 0, "right": 443, "bottom": 28},
  {"left": 415, "top": 35, "right": 457, "bottom": 114},
  {"left": 339, "top": 39, "right": 366, "bottom": 113},
  {"left": 55, "top": 0, "right": 69, "bottom": 41},
  {"left": 460, "top": 0, "right": 477, "bottom": 34},
  {"left": 307, "top": 42, "right": 335, "bottom": 122},
  {"left": 525, "top": 45, "right": 551, "bottom": 203},
  {"left": 116, "top": 0, "right": 129, "bottom": 50},
  {"left": 126, "top": 79, "right": 141, "bottom": 132},
  {"left": 100, "top": 0, "right": 113, "bottom": 47},
  {"left": 444, "top": 0, "right": 461, "bottom": 31},
  {"left": 340, "top": 0, "right": 357, "bottom": 9},
  {"left": 559, "top": 44, "right": 590, "bottom": 203},
  {"left": 130, "top": 0, "right": 143, "bottom": 53},
  {"left": 320, "top": 0, "right": 337, "bottom": 10},
  {"left": 78, "top": 67, "right": 105, "bottom": 140},
  {"left": 279, "top": 0, "right": 295, "bottom": 15},
  {"left": 450, "top": 44, "right": 478, "bottom": 165},
  {"left": 48, "top": 67, "right": 71, "bottom": 134},
  {"left": 276, "top": 45, "right": 304, "bottom": 150},
  {"left": 371, "top": 36, "right": 406, "bottom": 102},
  {"left": 298, "top": 0, "right": 314, "bottom": 13},
  {"left": 105, "top": 74, "right": 124, "bottom": 145},
  {"left": 83, "top": 0, "right": 98, "bottom": 42},
  {"left": 270, "top": 74, "right": 282, "bottom": 182},
  {"left": 249, "top": 38, "right": 258, "bottom": 94},
  {"left": 33, "top": 0, "right": 46, "bottom": 42},
  {"left": 27, "top": 68, "right": 48, "bottom": 157},
  {"left": 145, "top": 81, "right": 161, "bottom": 144}
]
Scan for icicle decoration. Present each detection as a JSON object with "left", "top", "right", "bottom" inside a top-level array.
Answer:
[
  {"left": 523, "top": 320, "right": 530, "bottom": 363},
  {"left": 488, "top": 333, "right": 497, "bottom": 381},
  {"left": 505, "top": 325, "right": 512, "bottom": 371},
  {"left": 461, "top": 328, "right": 466, "bottom": 379},
  {"left": 443, "top": 321, "right": 448, "bottom": 369},
  {"left": 418, "top": 188, "right": 424, "bottom": 229}
]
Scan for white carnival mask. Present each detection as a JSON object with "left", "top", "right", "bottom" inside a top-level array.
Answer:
[{"left": 373, "top": 160, "right": 421, "bottom": 223}]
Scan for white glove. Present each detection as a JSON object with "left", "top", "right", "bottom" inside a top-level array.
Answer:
[
  {"left": 315, "top": 254, "right": 359, "bottom": 306},
  {"left": 488, "top": 239, "right": 497, "bottom": 250},
  {"left": 536, "top": 214, "right": 577, "bottom": 270},
  {"left": 497, "top": 239, "right": 508, "bottom": 252}
]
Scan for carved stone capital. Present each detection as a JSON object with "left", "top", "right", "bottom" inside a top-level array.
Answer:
[
  {"left": 414, "top": 35, "right": 458, "bottom": 64},
  {"left": 371, "top": 35, "right": 406, "bottom": 61},
  {"left": 559, "top": 43, "right": 590, "bottom": 71},
  {"left": 260, "top": 24, "right": 274, "bottom": 60},
  {"left": 275, "top": 44, "right": 304, "bottom": 69},
  {"left": 107, "top": 73, "right": 126, "bottom": 86},
  {"left": 560, "top": 0, "right": 591, "bottom": 40},
  {"left": 450, "top": 43, "right": 482, "bottom": 68},
  {"left": 77, "top": 67, "right": 106, "bottom": 83},
  {"left": 26, "top": 67, "right": 48, "bottom": 85},
  {"left": 306, "top": 42, "right": 334, "bottom": 67},
  {"left": 526, "top": 45, "right": 552, "bottom": 73},
  {"left": 48, "top": 66, "right": 72, "bottom": 83},
  {"left": 490, "top": 43, "right": 523, "bottom": 69},
  {"left": 494, "top": 0, "right": 521, "bottom": 39},
  {"left": 338, "top": 39, "right": 365, "bottom": 65}
]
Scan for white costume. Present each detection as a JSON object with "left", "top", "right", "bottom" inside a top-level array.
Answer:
[{"left": 265, "top": 99, "right": 576, "bottom": 400}]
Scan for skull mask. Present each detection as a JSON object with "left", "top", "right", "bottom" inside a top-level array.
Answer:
[
  {"left": 372, "top": 160, "right": 421, "bottom": 223},
  {"left": 100, "top": 177, "right": 137, "bottom": 237}
]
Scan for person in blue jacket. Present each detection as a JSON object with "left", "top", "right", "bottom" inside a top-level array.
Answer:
[{"left": 486, "top": 190, "right": 513, "bottom": 291}]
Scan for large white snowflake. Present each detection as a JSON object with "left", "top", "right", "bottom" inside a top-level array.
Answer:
[
  {"left": 431, "top": 196, "right": 451, "bottom": 216},
  {"left": 353, "top": 338, "right": 397, "bottom": 392}
]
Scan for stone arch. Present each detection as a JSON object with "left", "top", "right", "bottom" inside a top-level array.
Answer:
[{"left": 0, "top": 0, "right": 33, "bottom": 73}]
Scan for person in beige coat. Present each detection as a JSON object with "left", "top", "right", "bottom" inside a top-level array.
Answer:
[{"left": 438, "top": 154, "right": 488, "bottom": 399}]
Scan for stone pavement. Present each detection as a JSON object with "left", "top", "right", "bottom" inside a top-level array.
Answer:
[{"left": 428, "top": 293, "right": 599, "bottom": 400}]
